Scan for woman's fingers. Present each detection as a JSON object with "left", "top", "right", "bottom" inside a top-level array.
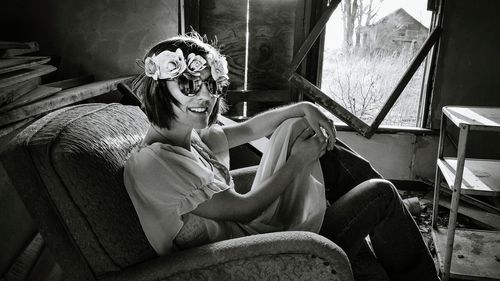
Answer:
[
  {"left": 311, "top": 123, "right": 326, "bottom": 143},
  {"left": 322, "top": 118, "right": 337, "bottom": 150},
  {"left": 319, "top": 139, "right": 328, "bottom": 158}
]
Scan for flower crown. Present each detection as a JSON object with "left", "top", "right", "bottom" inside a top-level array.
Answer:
[{"left": 144, "top": 48, "right": 229, "bottom": 83}]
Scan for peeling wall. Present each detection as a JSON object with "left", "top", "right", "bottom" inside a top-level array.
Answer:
[
  {"left": 431, "top": 0, "right": 500, "bottom": 128},
  {"left": 338, "top": 131, "right": 438, "bottom": 181},
  {"left": 1, "top": 0, "right": 179, "bottom": 80}
]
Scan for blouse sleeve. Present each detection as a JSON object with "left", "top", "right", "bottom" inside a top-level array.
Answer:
[
  {"left": 199, "top": 125, "right": 230, "bottom": 168},
  {"left": 123, "top": 143, "right": 230, "bottom": 255}
]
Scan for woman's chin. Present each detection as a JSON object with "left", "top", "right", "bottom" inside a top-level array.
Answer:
[{"left": 191, "top": 118, "right": 210, "bottom": 129}]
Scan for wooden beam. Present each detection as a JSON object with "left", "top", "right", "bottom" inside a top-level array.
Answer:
[
  {"left": 0, "top": 65, "right": 56, "bottom": 89},
  {"left": 0, "top": 41, "right": 38, "bottom": 50},
  {"left": 369, "top": 27, "right": 442, "bottom": 134},
  {"left": 0, "top": 78, "right": 40, "bottom": 107},
  {"left": 440, "top": 187, "right": 500, "bottom": 215},
  {"left": 44, "top": 75, "right": 95, "bottom": 90},
  {"left": 0, "top": 42, "right": 39, "bottom": 58},
  {"left": 183, "top": 0, "right": 200, "bottom": 33},
  {"left": 0, "top": 86, "right": 62, "bottom": 113},
  {"left": 289, "top": 72, "right": 371, "bottom": 136},
  {"left": 0, "top": 76, "right": 133, "bottom": 127},
  {"left": 428, "top": 191, "right": 500, "bottom": 230},
  {"left": 287, "top": 0, "right": 341, "bottom": 76},
  {"left": 0, "top": 56, "right": 51, "bottom": 74}
]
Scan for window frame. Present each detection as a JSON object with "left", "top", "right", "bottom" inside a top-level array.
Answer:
[{"left": 289, "top": 0, "right": 443, "bottom": 138}]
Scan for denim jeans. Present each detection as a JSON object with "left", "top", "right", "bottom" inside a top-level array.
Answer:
[{"left": 319, "top": 141, "right": 439, "bottom": 281}]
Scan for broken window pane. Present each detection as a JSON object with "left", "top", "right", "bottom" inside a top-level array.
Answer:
[{"left": 321, "top": 0, "right": 432, "bottom": 127}]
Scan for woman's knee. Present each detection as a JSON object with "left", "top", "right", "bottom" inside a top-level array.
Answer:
[
  {"left": 362, "top": 179, "right": 399, "bottom": 201},
  {"left": 277, "top": 117, "right": 308, "bottom": 135},
  {"left": 272, "top": 117, "right": 309, "bottom": 145}
]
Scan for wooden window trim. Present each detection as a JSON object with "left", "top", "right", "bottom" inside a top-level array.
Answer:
[{"left": 289, "top": 0, "right": 443, "bottom": 138}]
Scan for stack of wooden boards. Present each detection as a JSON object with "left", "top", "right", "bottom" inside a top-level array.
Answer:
[{"left": 0, "top": 41, "right": 133, "bottom": 138}]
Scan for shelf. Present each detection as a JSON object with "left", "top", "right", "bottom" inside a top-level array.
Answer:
[
  {"left": 443, "top": 106, "right": 500, "bottom": 131},
  {"left": 432, "top": 227, "right": 500, "bottom": 280},
  {"left": 437, "top": 158, "right": 500, "bottom": 196}
]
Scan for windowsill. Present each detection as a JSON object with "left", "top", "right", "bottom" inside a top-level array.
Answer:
[
  {"left": 335, "top": 122, "right": 437, "bottom": 136},
  {"left": 223, "top": 114, "right": 438, "bottom": 136}
]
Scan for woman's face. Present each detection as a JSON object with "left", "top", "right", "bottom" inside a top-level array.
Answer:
[{"left": 166, "top": 68, "right": 218, "bottom": 130}]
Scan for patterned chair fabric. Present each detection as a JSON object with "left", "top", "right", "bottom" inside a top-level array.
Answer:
[{"left": 2, "top": 103, "right": 354, "bottom": 281}]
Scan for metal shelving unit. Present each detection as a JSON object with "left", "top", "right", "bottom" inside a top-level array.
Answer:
[{"left": 432, "top": 106, "right": 500, "bottom": 281}]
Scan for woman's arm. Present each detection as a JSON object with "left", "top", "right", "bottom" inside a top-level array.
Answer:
[
  {"left": 192, "top": 127, "right": 327, "bottom": 223},
  {"left": 222, "top": 101, "right": 337, "bottom": 151}
]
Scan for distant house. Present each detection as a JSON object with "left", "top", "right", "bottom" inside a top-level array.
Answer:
[{"left": 358, "top": 8, "right": 429, "bottom": 56}]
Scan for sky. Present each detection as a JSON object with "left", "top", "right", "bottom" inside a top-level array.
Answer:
[{"left": 325, "top": 0, "right": 432, "bottom": 49}]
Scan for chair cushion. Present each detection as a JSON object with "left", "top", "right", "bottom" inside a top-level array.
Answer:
[{"left": 3, "top": 103, "right": 157, "bottom": 277}]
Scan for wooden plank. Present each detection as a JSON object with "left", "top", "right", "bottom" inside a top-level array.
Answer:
[
  {"left": 289, "top": 72, "right": 371, "bottom": 136},
  {"left": 369, "top": 27, "right": 442, "bottom": 133},
  {"left": 438, "top": 158, "right": 500, "bottom": 196},
  {"left": 247, "top": 0, "right": 296, "bottom": 90},
  {"left": 0, "top": 41, "right": 38, "bottom": 50},
  {"left": 442, "top": 125, "right": 470, "bottom": 281},
  {"left": 0, "top": 78, "right": 40, "bottom": 107},
  {"left": 0, "top": 117, "right": 36, "bottom": 138},
  {"left": 291, "top": 0, "right": 310, "bottom": 102},
  {"left": 0, "top": 65, "right": 56, "bottom": 89},
  {"left": 443, "top": 106, "right": 500, "bottom": 131},
  {"left": 200, "top": 0, "right": 247, "bottom": 90},
  {"left": 287, "top": 0, "right": 341, "bottom": 76},
  {"left": 433, "top": 112, "right": 447, "bottom": 226},
  {"left": 1, "top": 49, "right": 39, "bottom": 57},
  {"left": 0, "top": 86, "right": 62, "bottom": 113},
  {"left": 0, "top": 56, "right": 51, "bottom": 74},
  {"left": 440, "top": 187, "right": 500, "bottom": 215},
  {"left": 432, "top": 228, "right": 500, "bottom": 280},
  {"left": 0, "top": 42, "right": 39, "bottom": 58},
  {"left": 0, "top": 76, "right": 133, "bottom": 127},
  {"left": 183, "top": 0, "right": 200, "bottom": 33},
  {"left": 428, "top": 191, "right": 500, "bottom": 230},
  {"left": 44, "top": 75, "right": 95, "bottom": 90}
]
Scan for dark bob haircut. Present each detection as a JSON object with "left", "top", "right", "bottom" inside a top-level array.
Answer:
[{"left": 132, "top": 33, "right": 227, "bottom": 129}]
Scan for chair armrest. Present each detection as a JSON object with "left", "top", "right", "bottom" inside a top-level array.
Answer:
[
  {"left": 230, "top": 165, "right": 258, "bottom": 194},
  {"left": 101, "top": 231, "right": 353, "bottom": 281}
]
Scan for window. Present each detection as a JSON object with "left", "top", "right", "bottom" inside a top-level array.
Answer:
[
  {"left": 287, "top": 0, "right": 441, "bottom": 137},
  {"left": 320, "top": 0, "right": 433, "bottom": 128}
]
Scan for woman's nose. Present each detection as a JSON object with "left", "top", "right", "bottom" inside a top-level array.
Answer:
[{"left": 197, "top": 83, "right": 213, "bottom": 99}]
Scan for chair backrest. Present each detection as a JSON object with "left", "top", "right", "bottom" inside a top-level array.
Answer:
[{"left": 1, "top": 103, "right": 157, "bottom": 280}]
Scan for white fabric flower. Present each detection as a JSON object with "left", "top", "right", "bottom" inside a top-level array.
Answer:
[
  {"left": 186, "top": 53, "right": 207, "bottom": 77},
  {"left": 144, "top": 49, "right": 187, "bottom": 80},
  {"left": 207, "top": 52, "right": 229, "bottom": 82},
  {"left": 144, "top": 57, "right": 159, "bottom": 80}
]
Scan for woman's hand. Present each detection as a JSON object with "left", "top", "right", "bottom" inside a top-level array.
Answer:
[
  {"left": 300, "top": 102, "right": 337, "bottom": 151},
  {"left": 290, "top": 127, "right": 328, "bottom": 165}
]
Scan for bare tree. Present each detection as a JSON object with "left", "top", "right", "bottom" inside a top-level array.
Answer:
[
  {"left": 341, "top": 0, "right": 358, "bottom": 50},
  {"left": 342, "top": 0, "right": 384, "bottom": 50}
]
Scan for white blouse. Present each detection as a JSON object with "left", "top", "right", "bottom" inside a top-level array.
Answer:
[{"left": 124, "top": 119, "right": 326, "bottom": 255}]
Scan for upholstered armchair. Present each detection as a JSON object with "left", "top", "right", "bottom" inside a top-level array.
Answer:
[{"left": 2, "top": 103, "right": 354, "bottom": 281}]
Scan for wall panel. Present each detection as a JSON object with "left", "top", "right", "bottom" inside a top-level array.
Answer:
[
  {"left": 2, "top": 0, "right": 178, "bottom": 81},
  {"left": 199, "top": 0, "right": 247, "bottom": 90},
  {"left": 247, "top": 0, "right": 296, "bottom": 90}
]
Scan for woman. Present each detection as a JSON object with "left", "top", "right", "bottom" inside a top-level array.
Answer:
[{"left": 124, "top": 33, "right": 439, "bottom": 281}]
